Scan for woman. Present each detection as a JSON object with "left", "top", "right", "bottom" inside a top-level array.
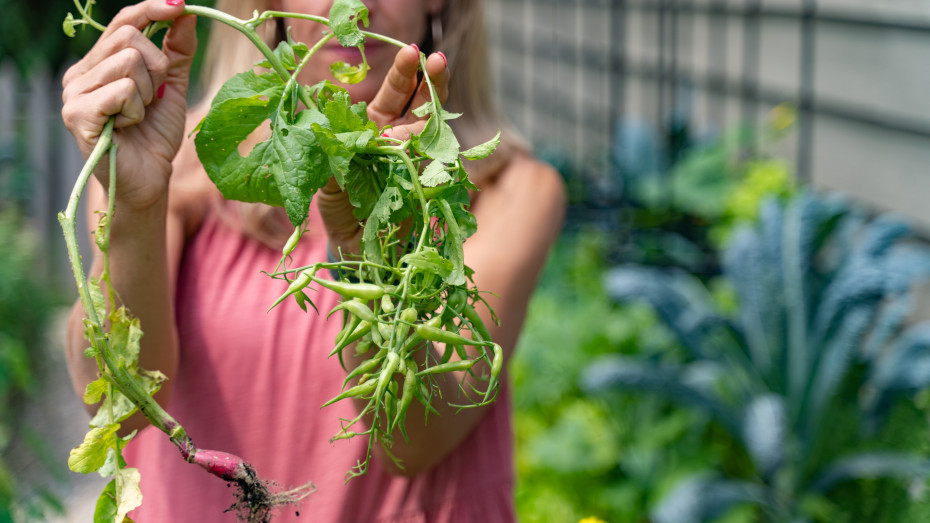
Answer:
[{"left": 61, "top": 0, "right": 565, "bottom": 520}]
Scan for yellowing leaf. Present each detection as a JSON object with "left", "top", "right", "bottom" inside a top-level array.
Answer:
[
  {"left": 69, "top": 424, "right": 119, "bottom": 474},
  {"left": 62, "top": 13, "right": 76, "bottom": 37},
  {"left": 83, "top": 378, "right": 108, "bottom": 405},
  {"left": 331, "top": 61, "right": 370, "bottom": 84},
  {"left": 116, "top": 467, "right": 143, "bottom": 523}
]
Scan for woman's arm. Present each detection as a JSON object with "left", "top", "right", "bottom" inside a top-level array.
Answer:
[{"left": 61, "top": 0, "right": 198, "bottom": 433}]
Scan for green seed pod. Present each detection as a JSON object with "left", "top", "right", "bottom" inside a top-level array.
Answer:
[
  {"left": 483, "top": 343, "right": 504, "bottom": 403},
  {"left": 370, "top": 321, "right": 383, "bottom": 347},
  {"left": 385, "top": 380, "right": 399, "bottom": 425},
  {"left": 415, "top": 324, "right": 475, "bottom": 346},
  {"left": 322, "top": 378, "right": 377, "bottom": 407},
  {"left": 311, "top": 274, "right": 385, "bottom": 301},
  {"left": 392, "top": 366, "right": 417, "bottom": 440},
  {"left": 329, "top": 299, "right": 377, "bottom": 323},
  {"left": 380, "top": 294, "right": 395, "bottom": 314},
  {"left": 377, "top": 322, "right": 394, "bottom": 345},
  {"left": 447, "top": 288, "right": 467, "bottom": 313},
  {"left": 269, "top": 271, "right": 313, "bottom": 311},
  {"left": 400, "top": 307, "right": 418, "bottom": 325},
  {"left": 282, "top": 226, "right": 303, "bottom": 258},
  {"left": 354, "top": 336, "right": 374, "bottom": 355},
  {"left": 462, "top": 304, "right": 492, "bottom": 343},
  {"left": 375, "top": 352, "right": 400, "bottom": 400},
  {"left": 416, "top": 358, "right": 477, "bottom": 377},
  {"left": 344, "top": 353, "right": 385, "bottom": 386},
  {"left": 331, "top": 320, "right": 371, "bottom": 356}
]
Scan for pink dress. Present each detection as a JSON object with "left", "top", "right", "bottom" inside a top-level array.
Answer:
[{"left": 124, "top": 200, "right": 515, "bottom": 522}]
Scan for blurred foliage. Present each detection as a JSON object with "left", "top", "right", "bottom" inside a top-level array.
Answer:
[
  {"left": 517, "top": 103, "right": 930, "bottom": 522},
  {"left": 584, "top": 191, "right": 930, "bottom": 522},
  {"left": 549, "top": 104, "right": 797, "bottom": 278},
  {"left": 0, "top": 0, "right": 215, "bottom": 78},
  {"left": 0, "top": 208, "right": 62, "bottom": 521}
]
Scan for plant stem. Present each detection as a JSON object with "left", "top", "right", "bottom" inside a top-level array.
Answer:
[
  {"left": 72, "top": 0, "right": 105, "bottom": 32},
  {"left": 58, "top": 116, "right": 189, "bottom": 449}
]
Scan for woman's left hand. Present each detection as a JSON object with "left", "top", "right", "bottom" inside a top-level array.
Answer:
[{"left": 318, "top": 45, "right": 450, "bottom": 255}]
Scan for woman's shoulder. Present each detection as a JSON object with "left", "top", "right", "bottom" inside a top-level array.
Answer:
[
  {"left": 482, "top": 152, "right": 567, "bottom": 209},
  {"left": 168, "top": 106, "right": 221, "bottom": 238}
]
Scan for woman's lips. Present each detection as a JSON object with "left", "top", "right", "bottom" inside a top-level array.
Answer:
[{"left": 323, "top": 41, "right": 385, "bottom": 63}]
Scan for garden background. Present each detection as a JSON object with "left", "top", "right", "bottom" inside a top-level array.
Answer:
[{"left": 4, "top": 0, "right": 930, "bottom": 521}]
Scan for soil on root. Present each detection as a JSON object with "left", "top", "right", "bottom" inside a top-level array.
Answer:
[{"left": 224, "top": 463, "right": 315, "bottom": 522}]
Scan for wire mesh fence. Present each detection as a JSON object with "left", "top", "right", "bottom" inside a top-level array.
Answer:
[{"left": 486, "top": 0, "right": 930, "bottom": 233}]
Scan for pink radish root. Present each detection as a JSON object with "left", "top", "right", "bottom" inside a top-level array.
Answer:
[{"left": 182, "top": 447, "right": 315, "bottom": 522}]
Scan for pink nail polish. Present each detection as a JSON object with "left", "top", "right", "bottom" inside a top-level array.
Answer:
[
  {"left": 410, "top": 43, "right": 420, "bottom": 54},
  {"left": 437, "top": 51, "right": 448, "bottom": 67},
  {"left": 157, "top": 83, "right": 166, "bottom": 99},
  {"left": 166, "top": 0, "right": 183, "bottom": 6}
]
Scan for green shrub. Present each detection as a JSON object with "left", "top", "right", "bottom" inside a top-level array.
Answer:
[{"left": 585, "top": 191, "right": 930, "bottom": 522}]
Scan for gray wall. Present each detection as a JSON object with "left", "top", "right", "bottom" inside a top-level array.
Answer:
[{"left": 486, "top": 0, "right": 930, "bottom": 232}]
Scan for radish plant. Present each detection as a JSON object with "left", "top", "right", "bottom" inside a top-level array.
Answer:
[{"left": 60, "top": 0, "right": 502, "bottom": 520}]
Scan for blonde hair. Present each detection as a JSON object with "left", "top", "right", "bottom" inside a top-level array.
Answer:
[{"left": 199, "top": 0, "right": 525, "bottom": 246}]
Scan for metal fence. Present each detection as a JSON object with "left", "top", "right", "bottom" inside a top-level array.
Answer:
[
  {"left": 8, "top": 1, "right": 930, "bottom": 290},
  {"left": 485, "top": 0, "right": 930, "bottom": 232}
]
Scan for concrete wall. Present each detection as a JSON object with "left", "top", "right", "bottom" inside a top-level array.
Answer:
[{"left": 485, "top": 0, "right": 930, "bottom": 232}]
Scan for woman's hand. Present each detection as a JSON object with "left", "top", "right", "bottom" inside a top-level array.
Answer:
[
  {"left": 61, "top": 0, "right": 197, "bottom": 211},
  {"left": 318, "top": 45, "right": 450, "bottom": 255}
]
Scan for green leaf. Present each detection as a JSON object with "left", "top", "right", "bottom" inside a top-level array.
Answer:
[
  {"left": 271, "top": 122, "right": 329, "bottom": 226},
  {"left": 461, "top": 130, "right": 501, "bottom": 161},
  {"left": 400, "top": 247, "right": 453, "bottom": 278},
  {"left": 335, "top": 129, "right": 375, "bottom": 152},
  {"left": 69, "top": 424, "right": 119, "bottom": 474},
  {"left": 98, "top": 447, "right": 127, "bottom": 478},
  {"left": 411, "top": 102, "right": 462, "bottom": 121},
  {"left": 329, "top": 0, "right": 369, "bottom": 48},
  {"left": 362, "top": 187, "right": 404, "bottom": 263},
  {"left": 416, "top": 109, "right": 461, "bottom": 163},
  {"left": 93, "top": 480, "right": 117, "bottom": 523},
  {"left": 322, "top": 90, "right": 373, "bottom": 133},
  {"left": 438, "top": 199, "right": 466, "bottom": 285},
  {"left": 331, "top": 61, "right": 370, "bottom": 84},
  {"left": 115, "top": 468, "right": 143, "bottom": 522},
  {"left": 653, "top": 475, "right": 772, "bottom": 523},
  {"left": 88, "top": 277, "right": 105, "bottom": 319},
  {"left": 63, "top": 13, "right": 77, "bottom": 38},
  {"left": 83, "top": 378, "right": 107, "bottom": 405},
  {"left": 420, "top": 160, "right": 451, "bottom": 187},
  {"left": 194, "top": 70, "right": 286, "bottom": 207},
  {"left": 343, "top": 160, "right": 382, "bottom": 220},
  {"left": 90, "top": 389, "right": 137, "bottom": 428},
  {"left": 810, "top": 452, "right": 930, "bottom": 493},
  {"left": 109, "top": 307, "right": 142, "bottom": 370}
]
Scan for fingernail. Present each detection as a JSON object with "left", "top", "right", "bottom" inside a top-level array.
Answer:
[
  {"left": 166, "top": 0, "right": 184, "bottom": 6},
  {"left": 409, "top": 43, "right": 419, "bottom": 54},
  {"left": 437, "top": 51, "right": 448, "bottom": 67},
  {"left": 157, "top": 83, "right": 166, "bottom": 99}
]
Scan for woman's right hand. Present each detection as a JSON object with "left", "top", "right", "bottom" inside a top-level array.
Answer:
[{"left": 61, "top": 0, "right": 197, "bottom": 211}]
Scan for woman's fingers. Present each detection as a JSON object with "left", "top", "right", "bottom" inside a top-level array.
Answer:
[
  {"left": 64, "top": 0, "right": 184, "bottom": 83},
  {"left": 367, "top": 44, "right": 421, "bottom": 126},
  {"left": 102, "top": 0, "right": 187, "bottom": 38},
  {"left": 160, "top": 14, "right": 198, "bottom": 86},
  {"left": 61, "top": 2, "right": 197, "bottom": 153},
  {"left": 408, "top": 52, "right": 450, "bottom": 111},
  {"left": 65, "top": 46, "right": 158, "bottom": 106}
]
